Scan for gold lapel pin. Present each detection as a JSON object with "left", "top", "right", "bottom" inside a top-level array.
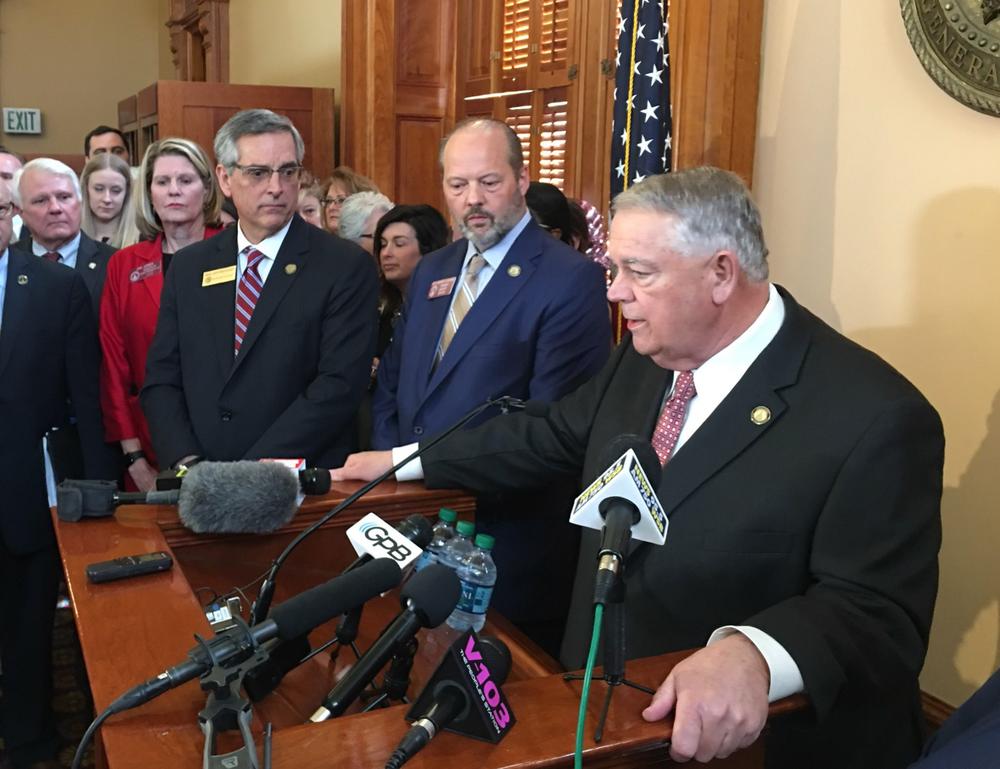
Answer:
[
  {"left": 507, "top": 265, "right": 521, "bottom": 277},
  {"left": 750, "top": 406, "right": 771, "bottom": 425},
  {"left": 17, "top": 274, "right": 28, "bottom": 285},
  {"left": 88, "top": 262, "right": 97, "bottom": 270},
  {"left": 285, "top": 264, "right": 297, "bottom": 275}
]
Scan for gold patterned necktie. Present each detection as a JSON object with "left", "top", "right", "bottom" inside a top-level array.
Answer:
[{"left": 436, "top": 252, "right": 487, "bottom": 362}]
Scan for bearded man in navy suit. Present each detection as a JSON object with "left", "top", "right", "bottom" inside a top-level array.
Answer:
[{"left": 368, "top": 119, "right": 610, "bottom": 648}]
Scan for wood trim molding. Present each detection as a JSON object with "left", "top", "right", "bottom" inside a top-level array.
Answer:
[
  {"left": 922, "top": 689, "right": 956, "bottom": 731},
  {"left": 166, "top": 0, "right": 230, "bottom": 82}
]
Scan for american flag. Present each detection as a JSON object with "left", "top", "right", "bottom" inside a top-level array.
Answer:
[
  {"left": 608, "top": 0, "right": 672, "bottom": 340},
  {"left": 610, "top": 0, "right": 672, "bottom": 196}
]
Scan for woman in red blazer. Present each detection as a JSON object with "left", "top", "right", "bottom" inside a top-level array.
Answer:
[{"left": 100, "top": 137, "right": 222, "bottom": 490}]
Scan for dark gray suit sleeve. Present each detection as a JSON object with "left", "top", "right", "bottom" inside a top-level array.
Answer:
[
  {"left": 140, "top": 256, "right": 203, "bottom": 467},
  {"left": 747, "top": 396, "right": 944, "bottom": 720},
  {"left": 63, "top": 272, "right": 118, "bottom": 480}
]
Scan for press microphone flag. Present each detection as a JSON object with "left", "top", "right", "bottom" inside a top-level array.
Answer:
[
  {"left": 568, "top": 445, "right": 667, "bottom": 546},
  {"left": 345, "top": 513, "right": 425, "bottom": 572}
]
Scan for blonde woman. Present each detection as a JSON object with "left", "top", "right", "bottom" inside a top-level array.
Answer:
[
  {"left": 99, "top": 138, "right": 222, "bottom": 490},
  {"left": 80, "top": 152, "right": 133, "bottom": 247}
]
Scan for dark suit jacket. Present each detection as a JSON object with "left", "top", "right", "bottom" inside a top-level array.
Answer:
[
  {"left": 422, "top": 288, "right": 944, "bottom": 769},
  {"left": 16, "top": 231, "right": 114, "bottom": 316},
  {"left": 371, "top": 219, "right": 611, "bottom": 447},
  {"left": 141, "top": 215, "right": 379, "bottom": 469},
  {"left": 0, "top": 247, "right": 114, "bottom": 554},
  {"left": 910, "top": 668, "right": 1000, "bottom": 768}
]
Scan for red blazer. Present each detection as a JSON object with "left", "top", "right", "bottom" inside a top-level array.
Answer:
[{"left": 99, "top": 228, "right": 222, "bottom": 467}]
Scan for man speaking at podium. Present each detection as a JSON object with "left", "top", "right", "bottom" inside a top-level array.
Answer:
[{"left": 334, "top": 167, "right": 945, "bottom": 769}]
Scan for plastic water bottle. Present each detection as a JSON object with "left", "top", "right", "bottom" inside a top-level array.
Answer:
[
  {"left": 438, "top": 520, "right": 476, "bottom": 573},
  {"left": 446, "top": 533, "right": 497, "bottom": 632},
  {"left": 413, "top": 508, "right": 457, "bottom": 571}
]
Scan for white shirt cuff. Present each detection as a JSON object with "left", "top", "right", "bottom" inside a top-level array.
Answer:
[
  {"left": 707, "top": 625, "right": 805, "bottom": 702},
  {"left": 391, "top": 443, "right": 424, "bottom": 482}
]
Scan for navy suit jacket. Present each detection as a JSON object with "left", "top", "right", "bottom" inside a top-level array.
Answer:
[
  {"left": 16, "top": 232, "right": 114, "bottom": 317},
  {"left": 141, "top": 215, "right": 378, "bottom": 468},
  {"left": 0, "top": 247, "right": 114, "bottom": 553},
  {"left": 371, "top": 220, "right": 611, "bottom": 448},
  {"left": 910, "top": 668, "right": 1000, "bottom": 768}
]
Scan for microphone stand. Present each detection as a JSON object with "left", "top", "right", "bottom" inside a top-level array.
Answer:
[
  {"left": 361, "top": 637, "right": 418, "bottom": 711},
  {"left": 564, "top": 578, "right": 653, "bottom": 742},
  {"left": 197, "top": 617, "right": 271, "bottom": 769},
  {"left": 250, "top": 395, "right": 527, "bottom": 626}
]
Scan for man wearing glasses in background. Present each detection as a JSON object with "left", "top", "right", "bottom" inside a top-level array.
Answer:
[{"left": 142, "top": 110, "right": 378, "bottom": 471}]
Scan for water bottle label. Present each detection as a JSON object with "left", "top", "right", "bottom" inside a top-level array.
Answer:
[
  {"left": 456, "top": 581, "right": 494, "bottom": 615},
  {"left": 413, "top": 550, "right": 436, "bottom": 571}
]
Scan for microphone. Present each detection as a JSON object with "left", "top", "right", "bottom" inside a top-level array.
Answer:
[
  {"left": 244, "top": 513, "right": 436, "bottom": 701},
  {"left": 568, "top": 435, "right": 667, "bottom": 605},
  {"left": 104, "top": 558, "right": 402, "bottom": 715},
  {"left": 156, "top": 464, "right": 332, "bottom": 495},
  {"left": 251, "top": 395, "right": 532, "bottom": 625},
  {"left": 310, "top": 563, "right": 460, "bottom": 722},
  {"left": 387, "top": 634, "right": 515, "bottom": 768},
  {"left": 177, "top": 461, "right": 301, "bottom": 534},
  {"left": 56, "top": 479, "right": 180, "bottom": 521}
]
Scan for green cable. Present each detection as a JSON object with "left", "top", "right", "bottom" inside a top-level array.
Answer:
[{"left": 574, "top": 602, "right": 604, "bottom": 769}]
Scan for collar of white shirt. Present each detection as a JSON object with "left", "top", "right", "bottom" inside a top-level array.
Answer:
[
  {"left": 236, "top": 217, "right": 293, "bottom": 284},
  {"left": 31, "top": 231, "right": 81, "bottom": 268}
]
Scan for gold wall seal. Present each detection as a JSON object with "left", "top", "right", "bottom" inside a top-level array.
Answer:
[{"left": 901, "top": 0, "right": 1000, "bottom": 115}]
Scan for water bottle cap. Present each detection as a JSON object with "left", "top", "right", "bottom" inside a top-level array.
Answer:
[
  {"left": 455, "top": 520, "right": 476, "bottom": 536},
  {"left": 437, "top": 507, "right": 457, "bottom": 522},
  {"left": 474, "top": 533, "right": 495, "bottom": 550}
]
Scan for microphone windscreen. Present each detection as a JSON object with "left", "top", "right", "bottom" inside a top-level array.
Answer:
[
  {"left": 178, "top": 461, "right": 300, "bottom": 534},
  {"left": 299, "top": 467, "right": 331, "bottom": 495},
  {"left": 596, "top": 434, "right": 663, "bottom": 488},
  {"left": 396, "top": 513, "right": 434, "bottom": 549},
  {"left": 401, "top": 563, "right": 460, "bottom": 628},
  {"left": 477, "top": 636, "right": 512, "bottom": 685},
  {"left": 271, "top": 559, "right": 402, "bottom": 640}
]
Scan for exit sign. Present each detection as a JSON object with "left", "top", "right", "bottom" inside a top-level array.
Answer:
[{"left": 3, "top": 108, "right": 42, "bottom": 135}]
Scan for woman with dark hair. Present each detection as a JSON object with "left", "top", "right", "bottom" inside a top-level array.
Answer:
[
  {"left": 373, "top": 203, "right": 450, "bottom": 355},
  {"left": 99, "top": 138, "right": 223, "bottom": 491}
]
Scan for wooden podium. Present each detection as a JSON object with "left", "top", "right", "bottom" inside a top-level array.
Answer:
[{"left": 54, "top": 480, "right": 802, "bottom": 768}]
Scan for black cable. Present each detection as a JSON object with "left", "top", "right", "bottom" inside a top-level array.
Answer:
[{"left": 70, "top": 705, "right": 114, "bottom": 769}]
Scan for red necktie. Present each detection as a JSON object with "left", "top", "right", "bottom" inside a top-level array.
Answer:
[
  {"left": 44, "top": 252, "right": 61, "bottom": 262},
  {"left": 651, "top": 371, "right": 697, "bottom": 464},
  {"left": 234, "top": 247, "right": 266, "bottom": 355}
]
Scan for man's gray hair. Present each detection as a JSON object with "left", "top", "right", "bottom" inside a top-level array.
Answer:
[
  {"left": 338, "top": 191, "right": 394, "bottom": 243},
  {"left": 611, "top": 167, "right": 769, "bottom": 281},
  {"left": 214, "top": 109, "right": 305, "bottom": 169},
  {"left": 11, "top": 158, "right": 82, "bottom": 207}
]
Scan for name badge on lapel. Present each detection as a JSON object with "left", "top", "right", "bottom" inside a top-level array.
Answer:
[
  {"left": 202, "top": 266, "right": 237, "bottom": 287},
  {"left": 428, "top": 277, "right": 456, "bottom": 299},
  {"left": 129, "top": 262, "right": 161, "bottom": 283}
]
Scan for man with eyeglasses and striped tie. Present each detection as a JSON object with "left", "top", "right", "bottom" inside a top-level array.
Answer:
[{"left": 142, "top": 110, "right": 378, "bottom": 473}]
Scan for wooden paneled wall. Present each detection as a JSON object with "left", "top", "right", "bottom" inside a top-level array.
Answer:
[
  {"left": 341, "top": 0, "right": 763, "bottom": 212},
  {"left": 341, "top": 0, "right": 456, "bottom": 212}
]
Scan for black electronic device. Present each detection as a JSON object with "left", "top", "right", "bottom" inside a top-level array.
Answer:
[{"left": 86, "top": 551, "right": 174, "bottom": 583}]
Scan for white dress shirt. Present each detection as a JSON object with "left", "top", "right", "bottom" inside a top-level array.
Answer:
[{"left": 235, "top": 217, "right": 293, "bottom": 287}]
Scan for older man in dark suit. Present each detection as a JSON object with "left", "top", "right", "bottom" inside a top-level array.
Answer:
[
  {"left": 12, "top": 159, "right": 117, "bottom": 484},
  {"left": 334, "top": 167, "right": 945, "bottom": 769},
  {"left": 0, "top": 183, "right": 112, "bottom": 769},
  {"left": 13, "top": 158, "right": 114, "bottom": 315},
  {"left": 142, "top": 110, "right": 377, "bottom": 470}
]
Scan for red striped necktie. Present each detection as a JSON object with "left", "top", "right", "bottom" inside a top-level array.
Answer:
[{"left": 234, "top": 246, "right": 267, "bottom": 355}]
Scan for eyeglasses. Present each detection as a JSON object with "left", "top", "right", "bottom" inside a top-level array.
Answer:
[
  {"left": 322, "top": 194, "right": 348, "bottom": 207},
  {"left": 0, "top": 203, "right": 12, "bottom": 220},
  {"left": 233, "top": 163, "right": 303, "bottom": 186}
]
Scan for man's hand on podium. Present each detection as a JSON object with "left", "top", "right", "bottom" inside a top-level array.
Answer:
[
  {"left": 642, "top": 633, "right": 770, "bottom": 763},
  {"left": 330, "top": 451, "right": 394, "bottom": 482}
]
